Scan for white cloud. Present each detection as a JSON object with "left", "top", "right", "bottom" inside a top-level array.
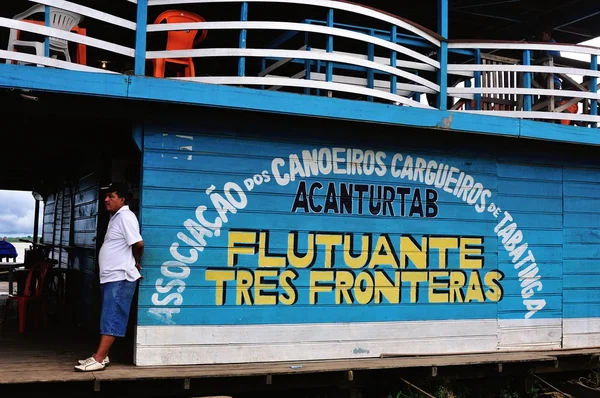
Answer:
[{"left": 0, "top": 190, "right": 42, "bottom": 237}]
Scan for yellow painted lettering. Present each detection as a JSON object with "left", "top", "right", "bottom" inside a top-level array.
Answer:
[
  {"left": 254, "top": 270, "right": 279, "bottom": 305},
  {"left": 374, "top": 270, "right": 400, "bottom": 304},
  {"left": 465, "top": 271, "right": 485, "bottom": 302},
  {"left": 335, "top": 270, "right": 355, "bottom": 304},
  {"left": 484, "top": 271, "right": 504, "bottom": 302},
  {"left": 343, "top": 234, "right": 370, "bottom": 269},
  {"left": 400, "top": 236, "right": 428, "bottom": 269},
  {"left": 235, "top": 269, "right": 254, "bottom": 305},
  {"left": 428, "top": 271, "right": 450, "bottom": 303},
  {"left": 228, "top": 230, "right": 258, "bottom": 266},
  {"left": 460, "top": 237, "right": 484, "bottom": 269},
  {"left": 449, "top": 271, "right": 466, "bottom": 303},
  {"left": 287, "top": 232, "right": 315, "bottom": 268},
  {"left": 368, "top": 234, "right": 399, "bottom": 269},
  {"left": 258, "top": 231, "right": 286, "bottom": 267},
  {"left": 428, "top": 237, "right": 459, "bottom": 269},
  {"left": 353, "top": 271, "right": 374, "bottom": 304},
  {"left": 401, "top": 271, "right": 428, "bottom": 303},
  {"left": 205, "top": 269, "right": 235, "bottom": 305},
  {"left": 316, "top": 234, "right": 343, "bottom": 268},
  {"left": 279, "top": 269, "right": 299, "bottom": 305},
  {"left": 309, "top": 270, "right": 335, "bottom": 304}
]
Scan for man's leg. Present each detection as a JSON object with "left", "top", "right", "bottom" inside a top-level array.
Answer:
[{"left": 94, "top": 335, "right": 116, "bottom": 363}]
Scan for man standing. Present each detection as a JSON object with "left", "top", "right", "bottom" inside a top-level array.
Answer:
[{"left": 75, "top": 182, "right": 144, "bottom": 372}]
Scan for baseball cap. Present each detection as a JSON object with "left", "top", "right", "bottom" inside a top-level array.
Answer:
[{"left": 100, "top": 182, "right": 130, "bottom": 197}]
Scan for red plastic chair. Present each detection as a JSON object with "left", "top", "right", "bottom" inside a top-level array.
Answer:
[
  {"left": 2, "top": 261, "right": 51, "bottom": 334},
  {"left": 151, "top": 10, "right": 208, "bottom": 78}
]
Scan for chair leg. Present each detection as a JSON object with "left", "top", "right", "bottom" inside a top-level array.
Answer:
[
  {"left": 33, "top": 301, "right": 39, "bottom": 329},
  {"left": 187, "top": 59, "right": 195, "bottom": 77},
  {"left": 18, "top": 300, "right": 27, "bottom": 334},
  {"left": 42, "top": 299, "right": 48, "bottom": 328},
  {"left": 1, "top": 299, "right": 10, "bottom": 335},
  {"left": 153, "top": 59, "right": 166, "bottom": 78}
]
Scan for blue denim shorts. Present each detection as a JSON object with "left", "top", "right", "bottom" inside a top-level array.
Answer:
[{"left": 100, "top": 280, "right": 137, "bottom": 337}]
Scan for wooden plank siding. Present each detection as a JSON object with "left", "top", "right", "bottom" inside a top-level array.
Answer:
[
  {"left": 562, "top": 167, "right": 600, "bottom": 348},
  {"left": 134, "top": 124, "right": 600, "bottom": 366},
  {"left": 40, "top": 174, "right": 100, "bottom": 330}
]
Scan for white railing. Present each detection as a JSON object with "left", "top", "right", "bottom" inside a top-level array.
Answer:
[
  {"left": 1, "top": 0, "right": 599, "bottom": 128},
  {"left": 447, "top": 42, "right": 600, "bottom": 126},
  {"left": 144, "top": 0, "right": 442, "bottom": 109},
  {"left": 0, "top": 0, "right": 136, "bottom": 74}
]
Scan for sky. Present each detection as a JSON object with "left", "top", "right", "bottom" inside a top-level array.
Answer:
[
  {"left": 0, "top": 190, "right": 43, "bottom": 237},
  {"left": 0, "top": 38, "right": 598, "bottom": 237}
]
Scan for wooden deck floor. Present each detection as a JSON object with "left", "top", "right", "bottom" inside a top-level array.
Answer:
[
  {"left": 2, "top": 297, "right": 600, "bottom": 396},
  {"left": 2, "top": 322, "right": 600, "bottom": 385}
]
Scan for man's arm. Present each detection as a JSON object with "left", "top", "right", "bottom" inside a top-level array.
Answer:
[{"left": 132, "top": 240, "right": 144, "bottom": 272}]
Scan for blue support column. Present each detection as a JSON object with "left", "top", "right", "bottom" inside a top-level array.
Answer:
[
  {"left": 474, "top": 49, "right": 481, "bottom": 110},
  {"left": 390, "top": 25, "right": 397, "bottom": 95},
  {"left": 44, "top": 6, "right": 50, "bottom": 57},
  {"left": 367, "top": 29, "right": 375, "bottom": 102},
  {"left": 304, "top": 31, "right": 311, "bottom": 95},
  {"left": 326, "top": 9, "right": 334, "bottom": 83},
  {"left": 238, "top": 2, "right": 248, "bottom": 77},
  {"left": 436, "top": 0, "right": 448, "bottom": 110},
  {"left": 414, "top": 71, "right": 421, "bottom": 103},
  {"left": 465, "top": 79, "right": 472, "bottom": 109},
  {"left": 134, "top": 0, "right": 148, "bottom": 75},
  {"left": 523, "top": 50, "right": 532, "bottom": 112},
  {"left": 591, "top": 55, "right": 597, "bottom": 128}
]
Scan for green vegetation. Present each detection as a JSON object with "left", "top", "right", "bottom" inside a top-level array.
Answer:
[{"left": 2, "top": 236, "right": 33, "bottom": 243}]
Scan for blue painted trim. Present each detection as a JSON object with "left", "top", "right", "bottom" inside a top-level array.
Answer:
[
  {"left": 437, "top": 41, "right": 448, "bottom": 110},
  {"left": 238, "top": 2, "right": 249, "bottom": 77},
  {"left": 133, "top": 124, "right": 143, "bottom": 151},
  {"left": 438, "top": 0, "right": 449, "bottom": 39},
  {"left": 464, "top": 79, "right": 472, "bottom": 110},
  {"left": 591, "top": 55, "right": 598, "bottom": 128},
  {"left": 437, "top": 0, "right": 448, "bottom": 111},
  {"left": 474, "top": 49, "right": 481, "bottom": 110},
  {"left": 0, "top": 63, "right": 130, "bottom": 95},
  {"left": 390, "top": 26, "right": 397, "bottom": 95},
  {"left": 2, "top": 63, "right": 599, "bottom": 146},
  {"left": 134, "top": 0, "right": 148, "bottom": 75},
  {"left": 523, "top": 50, "right": 532, "bottom": 112},
  {"left": 367, "top": 29, "right": 375, "bottom": 102},
  {"left": 44, "top": 6, "right": 50, "bottom": 57},
  {"left": 304, "top": 34, "right": 311, "bottom": 95},
  {"left": 326, "top": 10, "right": 334, "bottom": 83},
  {"left": 266, "top": 30, "right": 299, "bottom": 49},
  {"left": 520, "top": 119, "right": 600, "bottom": 145}
]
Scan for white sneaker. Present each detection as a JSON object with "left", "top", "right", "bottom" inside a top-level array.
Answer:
[
  {"left": 78, "top": 355, "right": 110, "bottom": 366},
  {"left": 74, "top": 357, "right": 106, "bottom": 372}
]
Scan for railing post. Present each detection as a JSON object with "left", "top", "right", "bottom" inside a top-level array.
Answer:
[
  {"left": 238, "top": 2, "right": 249, "bottom": 77},
  {"left": 44, "top": 6, "right": 50, "bottom": 57},
  {"left": 367, "top": 29, "right": 375, "bottom": 102},
  {"left": 390, "top": 25, "right": 397, "bottom": 96},
  {"left": 326, "top": 9, "right": 334, "bottom": 97},
  {"left": 437, "top": 0, "right": 448, "bottom": 110},
  {"left": 134, "top": 0, "right": 148, "bottom": 75},
  {"left": 464, "top": 79, "right": 472, "bottom": 110},
  {"left": 523, "top": 50, "right": 532, "bottom": 112},
  {"left": 474, "top": 49, "right": 481, "bottom": 110},
  {"left": 591, "top": 54, "right": 598, "bottom": 128},
  {"left": 304, "top": 31, "right": 311, "bottom": 95}
]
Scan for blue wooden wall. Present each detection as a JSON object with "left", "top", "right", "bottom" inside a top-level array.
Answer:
[{"left": 134, "top": 120, "right": 600, "bottom": 365}]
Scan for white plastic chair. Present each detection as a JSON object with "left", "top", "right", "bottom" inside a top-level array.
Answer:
[{"left": 6, "top": 4, "right": 83, "bottom": 65}]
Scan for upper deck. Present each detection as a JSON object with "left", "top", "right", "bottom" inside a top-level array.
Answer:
[{"left": 1, "top": 0, "right": 600, "bottom": 145}]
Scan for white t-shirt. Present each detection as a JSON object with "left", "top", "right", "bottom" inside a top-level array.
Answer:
[{"left": 98, "top": 205, "right": 143, "bottom": 284}]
